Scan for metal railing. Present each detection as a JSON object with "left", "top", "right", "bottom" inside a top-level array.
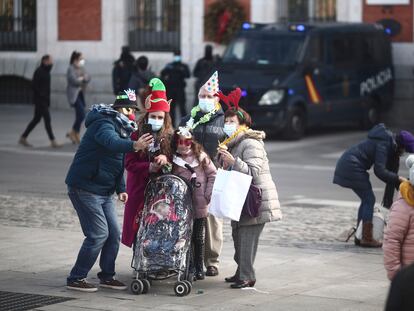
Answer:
[
  {"left": 0, "top": 15, "right": 36, "bottom": 51},
  {"left": 128, "top": 0, "right": 180, "bottom": 52}
]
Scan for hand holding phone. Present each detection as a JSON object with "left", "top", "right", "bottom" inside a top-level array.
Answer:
[{"left": 142, "top": 124, "right": 152, "bottom": 135}]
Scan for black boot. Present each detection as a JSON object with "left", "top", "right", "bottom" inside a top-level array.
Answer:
[{"left": 193, "top": 218, "right": 206, "bottom": 280}]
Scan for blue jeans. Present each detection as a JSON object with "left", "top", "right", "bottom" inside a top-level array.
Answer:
[
  {"left": 352, "top": 187, "right": 376, "bottom": 224},
  {"left": 72, "top": 92, "right": 85, "bottom": 133},
  {"left": 67, "top": 187, "right": 120, "bottom": 282}
]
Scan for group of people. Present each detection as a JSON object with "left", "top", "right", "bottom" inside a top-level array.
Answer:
[{"left": 64, "top": 70, "right": 281, "bottom": 292}]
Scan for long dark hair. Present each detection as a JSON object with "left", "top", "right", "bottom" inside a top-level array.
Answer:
[
  {"left": 70, "top": 51, "right": 82, "bottom": 65},
  {"left": 137, "top": 112, "right": 173, "bottom": 158}
]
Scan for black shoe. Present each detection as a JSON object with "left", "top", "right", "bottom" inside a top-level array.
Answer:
[
  {"left": 195, "top": 271, "right": 205, "bottom": 280},
  {"left": 206, "top": 266, "right": 218, "bottom": 276},
  {"left": 66, "top": 279, "right": 98, "bottom": 292},
  {"left": 230, "top": 280, "right": 256, "bottom": 289},
  {"left": 225, "top": 275, "right": 238, "bottom": 283}
]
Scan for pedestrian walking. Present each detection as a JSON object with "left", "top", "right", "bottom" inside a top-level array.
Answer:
[
  {"left": 216, "top": 88, "right": 282, "bottom": 288},
  {"left": 19, "top": 54, "right": 61, "bottom": 148},
  {"left": 333, "top": 124, "right": 414, "bottom": 247},
  {"left": 160, "top": 50, "right": 190, "bottom": 126},
  {"left": 180, "top": 71, "right": 226, "bottom": 277},
  {"left": 122, "top": 78, "right": 174, "bottom": 248},
  {"left": 112, "top": 46, "right": 135, "bottom": 95},
  {"left": 383, "top": 155, "right": 414, "bottom": 280},
  {"left": 171, "top": 127, "right": 217, "bottom": 280},
  {"left": 65, "top": 90, "right": 147, "bottom": 292},
  {"left": 385, "top": 262, "right": 414, "bottom": 311},
  {"left": 193, "top": 44, "right": 216, "bottom": 106},
  {"left": 66, "top": 51, "right": 91, "bottom": 144},
  {"left": 128, "top": 55, "right": 155, "bottom": 110}
]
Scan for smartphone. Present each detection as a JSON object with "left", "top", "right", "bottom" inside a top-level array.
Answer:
[{"left": 142, "top": 124, "right": 152, "bottom": 135}]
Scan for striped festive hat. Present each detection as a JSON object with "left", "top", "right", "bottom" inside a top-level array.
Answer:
[{"left": 144, "top": 78, "right": 171, "bottom": 112}]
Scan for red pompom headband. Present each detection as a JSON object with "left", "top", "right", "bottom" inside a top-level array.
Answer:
[{"left": 216, "top": 87, "right": 244, "bottom": 119}]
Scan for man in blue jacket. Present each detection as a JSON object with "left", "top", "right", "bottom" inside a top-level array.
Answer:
[{"left": 65, "top": 89, "right": 153, "bottom": 292}]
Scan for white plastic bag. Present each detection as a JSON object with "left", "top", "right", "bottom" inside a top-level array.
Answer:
[
  {"left": 355, "top": 207, "right": 385, "bottom": 242},
  {"left": 209, "top": 168, "right": 252, "bottom": 221}
]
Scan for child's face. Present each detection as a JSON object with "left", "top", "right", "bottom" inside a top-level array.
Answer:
[{"left": 177, "top": 135, "right": 192, "bottom": 155}]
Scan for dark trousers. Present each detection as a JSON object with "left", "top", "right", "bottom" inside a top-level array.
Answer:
[
  {"left": 192, "top": 217, "right": 206, "bottom": 273},
  {"left": 353, "top": 187, "right": 376, "bottom": 224},
  {"left": 169, "top": 90, "right": 186, "bottom": 126},
  {"left": 22, "top": 103, "right": 55, "bottom": 140},
  {"left": 72, "top": 92, "right": 86, "bottom": 133}
]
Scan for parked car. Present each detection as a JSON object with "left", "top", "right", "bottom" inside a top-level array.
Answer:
[{"left": 218, "top": 22, "right": 394, "bottom": 139}]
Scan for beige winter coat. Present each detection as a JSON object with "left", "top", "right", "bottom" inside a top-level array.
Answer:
[
  {"left": 225, "top": 129, "right": 282, "bottom": 226},
  {"left": 383, "top": 193, "right": 414, "bottom": 280}
]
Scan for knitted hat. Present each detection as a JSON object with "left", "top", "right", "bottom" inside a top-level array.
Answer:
[
  {"left": 397, "top": 130, "right": 414, "bottom": 153},
  {"left": 199, "top": 71, "right": 219, "bottom": 95},
  {"left": 112, "top": 89, "right": 139, "bottom": 109},
  {"left": 144, "top": 78, "right": 171, "bottom": 112}
]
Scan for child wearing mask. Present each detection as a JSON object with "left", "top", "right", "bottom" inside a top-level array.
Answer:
[{"left": 171, "top": 127, "right": 217, "bottom": 280}]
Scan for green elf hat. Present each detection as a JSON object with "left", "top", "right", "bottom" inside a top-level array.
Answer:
[{"left": 144, "top": 78, "right": 171, "bottom": 112}]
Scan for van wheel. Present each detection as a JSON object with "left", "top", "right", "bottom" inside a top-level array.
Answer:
[
  {"left": 283, "top": 107, "right": 306, "bottom": 140},
  {"left": 361, "top": 99, "right": 380, "bottom": 130}
]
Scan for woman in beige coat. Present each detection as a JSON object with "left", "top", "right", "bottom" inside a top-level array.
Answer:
[{"left": 217, "top": 88, "right": 282, "bottom": 288}]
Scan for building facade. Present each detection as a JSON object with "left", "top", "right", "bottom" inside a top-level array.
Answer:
[{"left": 0, "top": 0, "right": 413, "bottom": 126}]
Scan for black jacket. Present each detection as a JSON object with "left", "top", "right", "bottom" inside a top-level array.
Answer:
[
  {"left": 180, "top": 109, "right": 226, "bottom": 161},
  {"left": 32, "top": 65, "right": 51, "bottom": 106},
  {"left": 385, "top": 263, "right": 414, "bottom": 311},
  {"left": 160, "top": 61, "right": 190, "bottom": 91},
  {"left": 333, "top": 123, "right": 400, "bottom": 190}
]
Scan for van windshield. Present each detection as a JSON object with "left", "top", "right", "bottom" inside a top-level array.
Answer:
[{"left": 222, "top": 34, "right": 305, "bottom": 66}]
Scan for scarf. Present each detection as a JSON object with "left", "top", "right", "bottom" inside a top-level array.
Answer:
[
  {"left": 91, "top": 104, "right": 137, "bottom": 137},
  {"left": 400, "top": 181, "right": 414, "bottom": 207},
  {"left": 382, "top": 147, "right": 400, "bottom": 209},
  {"left": 186, "top": 102, "right": 221, "bottom": 130},
  {"left": 218, "top": 125, "right": 249, "bottom": 148}
]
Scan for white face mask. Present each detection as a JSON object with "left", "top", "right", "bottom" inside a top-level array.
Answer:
[
  {"left": 198, "top": 98, "right": 215, "bottom": 113},
  {"left": 78, "top": 59, "right": 85, "bottom": 67},
  {"left": 148, "top": 118, "right": 164, "bottom": 132},
  {"left": 223, "top": 123, "right": 237, "bottom": 137}
]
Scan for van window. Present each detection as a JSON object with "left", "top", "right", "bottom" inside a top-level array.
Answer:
[
  {"left": 222, "top": 34, "right": 305, "bottom": 66},
  {"left": 304, "top": 35, "right": 325, "bottom": 63},
  {"left": 328, "top": 34, "right": 360, "bottom": 67},
  {"left": 361, "top": 33, "right": 390, "bottom": 65}
]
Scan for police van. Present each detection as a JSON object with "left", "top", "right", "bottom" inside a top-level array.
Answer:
[{"left": 218, "top": 22, "right": 394, "bottom": 139}]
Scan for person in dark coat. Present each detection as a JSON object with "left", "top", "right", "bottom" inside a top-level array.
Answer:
[
  {"left": 127, "top": 55, "right": 155, "bottom": 110},
  {"left": 112, "top": 46, "right": 135, "bottom": 95},
  {"left": 65, "top": 90, "right": 153, "bottom": 292},
  {"left": 193, "top": 45, "right": 216, "bottom": 106},
  {"left": 385, "top": 262, "right": 414, "bottom": 311},
  {"left": 160, "top": 50, "right": 190, "bottom": 126},
  {"left": 180, "top": 71, "right": 226, "bottom": 277},
  {"left": 333, "top": 124, "right": 414, "bottom": 247},
  {"left": 19, "top": 54, "right": 61, "bottom": 148}
]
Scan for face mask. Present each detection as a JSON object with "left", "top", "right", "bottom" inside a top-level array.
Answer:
[
  {"left": 223, "top": 123, "right": 237, "bottom": 137},
  {"left": 78, "top": 59, "right": 85, "bottom": 67},
  {"left": 198, "top": 98, "right": 216, "bottom": 113},
  {"left": 148, "top": 118, "right": 164, "bottom": 132},
  {"left": 174, "top": 55, "right": 181, "bottom": 62},
  {"left": 43, "top": 64, "right": 53, "bottom": 72}
]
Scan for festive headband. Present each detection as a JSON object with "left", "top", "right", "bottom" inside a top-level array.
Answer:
[
  {"left": 217, "top": 87, "right": 244, "bottom": 119},
  {"left": 177, "top": 126, "right": 192, "bottom": 139}
]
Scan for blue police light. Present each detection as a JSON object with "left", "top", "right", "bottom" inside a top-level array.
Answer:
[
  {"left": 241, "top": 90, "right": 248, "bottom": 97},
  {"left": 288, "top": 89, "right": 295, "bottom": 95},
  {"left": 385, "top": 28, "right": 392, "bottom": 35},
  {"left": 242, "top": 22, "right": 251, "bottom": 30},
  {"left": 296, "top": 24, "right": 306, "bottom": 32}
]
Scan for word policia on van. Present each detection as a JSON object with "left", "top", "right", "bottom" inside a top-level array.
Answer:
[{"left": 360, "top": 68, "right": 392, "bottom": 97}]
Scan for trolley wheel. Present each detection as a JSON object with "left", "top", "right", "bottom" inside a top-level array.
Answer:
[
  {"left": 141, "top": 279, "right": 151, "bottom": 294},
  {"left": 174, "top": 281, "right": 188, "bottom": 297},
  {"left": 183, "top": 280, "right": 192, "bottom": 294},
  {"left": 130, "top": 279, "right": 144, "bottom": 295}
]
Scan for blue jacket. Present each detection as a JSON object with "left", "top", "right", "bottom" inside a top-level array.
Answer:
[
  {"left": 333, "top": 124, "right": 400, "bottom": 190},
  {"left": 65, "top": 109, "right": 135, "bottom": 195}
]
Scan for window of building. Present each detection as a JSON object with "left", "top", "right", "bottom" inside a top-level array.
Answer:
[
  {"left": 278, "top": 0, "right": 336, "bottom": 22},
  {"left": 128, "top": 0, "right": 180, "bottom": 52},
  {"left": 0, "top": 0, "right": 36, "bottom": 51}
]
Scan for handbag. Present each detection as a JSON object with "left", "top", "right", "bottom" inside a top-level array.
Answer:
[{"left": 242, "top": 184, "right": 262, "bottom": 218}]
